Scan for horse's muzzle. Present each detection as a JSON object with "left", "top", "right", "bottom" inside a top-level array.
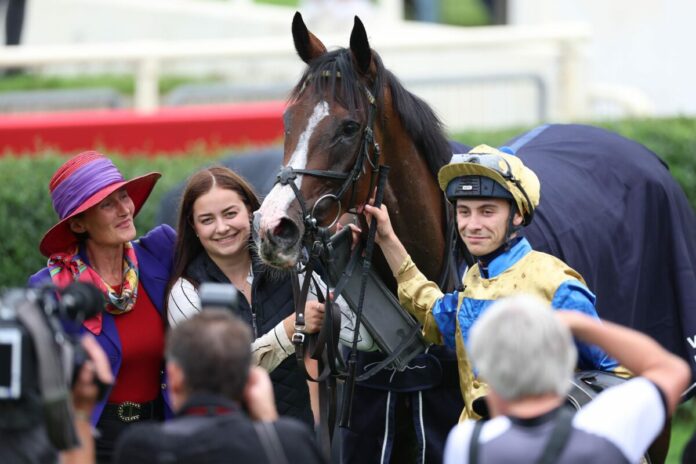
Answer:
[{"left": 253, "top": 211, "right": 302, "bottom": 269}]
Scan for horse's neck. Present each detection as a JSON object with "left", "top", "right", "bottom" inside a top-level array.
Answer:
[{"left": 382, "top": 144, "right": 446, "bottom": 283}]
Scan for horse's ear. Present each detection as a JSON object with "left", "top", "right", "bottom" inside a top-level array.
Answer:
[
  {"left": 349, "top": 16, "right": 373, "bottom": 75},
  {"left": 292, "top": 11, "right": 327, "bottom": 64}
]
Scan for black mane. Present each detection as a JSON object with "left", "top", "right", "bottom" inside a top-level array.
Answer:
[{"left": 289, "top": 48, "right": 452, "bottom": 177}]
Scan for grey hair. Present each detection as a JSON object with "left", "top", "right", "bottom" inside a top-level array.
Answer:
[{"left": 469, "top": 294, "right": 577, "bottom": 401}]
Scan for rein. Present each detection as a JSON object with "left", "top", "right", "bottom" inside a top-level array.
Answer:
[
  {"left": 271, "top": 71, "right": 461, "bottom": 454},
  {"left": 273, "top": 74, "right": 382, "bottom": 458}
]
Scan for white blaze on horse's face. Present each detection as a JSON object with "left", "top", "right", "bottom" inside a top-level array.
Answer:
[{"left": 255, "top": 101, "right": 330, "bottom": 267}]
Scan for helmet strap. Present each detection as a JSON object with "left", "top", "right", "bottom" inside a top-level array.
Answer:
[
  {"left": 473, "top": 201, "right": 521, "bottom": 272},
  {"left": 504, "top": 201, "right": 522, "bottom": 245}
]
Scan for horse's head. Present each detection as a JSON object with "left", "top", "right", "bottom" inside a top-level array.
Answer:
[{"left": 255, "top": 12, "right": 385, "bottom": 269}]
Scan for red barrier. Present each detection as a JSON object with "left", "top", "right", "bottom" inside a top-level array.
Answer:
[{"left": 0, "top": 101, "right": 286, "bottom": 156}]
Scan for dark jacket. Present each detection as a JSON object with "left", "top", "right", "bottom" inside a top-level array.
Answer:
[
  {"left": 113, "top": 393, "right": 324, "bottom": 464},
  {"left": 185, "top": 252, "right": 314, "bottom": 426}
]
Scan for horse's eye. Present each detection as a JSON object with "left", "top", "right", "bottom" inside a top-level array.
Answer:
[{"left": 341, "top": 121, "right": 360, "bottom": 137}]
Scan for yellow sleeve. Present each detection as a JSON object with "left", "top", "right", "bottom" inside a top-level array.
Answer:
[{"left": 395, "top": 255, "right": 444, "bottom": 344}]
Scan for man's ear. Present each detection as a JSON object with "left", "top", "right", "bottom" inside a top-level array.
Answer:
[
  {"left": 69, "top": 217, "right": 86, "bottom": 234},
  {"left": 166, "top": 360, "right": 186, "bottom": 407},
  {"left": 485, "top": 389, "right": 507, "bottom": 418},
  {"left": 513, "top": 211, "right": 524, "bottom": 227}
]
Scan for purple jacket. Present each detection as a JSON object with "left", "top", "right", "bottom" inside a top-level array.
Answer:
[{"left": 28, "top": 224, "right": 176, "bottom": 425}]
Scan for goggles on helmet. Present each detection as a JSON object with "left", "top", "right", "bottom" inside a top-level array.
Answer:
[
  {"left": 439, "top": 148, "right": 538, "bottom": 226},
  {"left": 449, "top": 152, "right": 517, "bottom": 183}
]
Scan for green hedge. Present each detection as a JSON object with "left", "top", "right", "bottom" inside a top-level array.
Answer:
[
  {"left": 0, "top": 148, "right": 231, "bottom": 289},
  {"left": 1, "top": 117, "right": 695, "bottom": 290}
]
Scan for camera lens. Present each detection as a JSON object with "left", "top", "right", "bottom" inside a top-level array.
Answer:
[{"left": 57, "top": 283, "right": 104, "bottom": 322}]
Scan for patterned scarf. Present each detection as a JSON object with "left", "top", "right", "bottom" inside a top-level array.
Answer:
[{"left": 48, "top": 242, "right": 140, "bottom": 335}]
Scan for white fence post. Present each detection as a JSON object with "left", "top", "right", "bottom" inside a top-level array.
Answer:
[
  {"left": 557, "top": 39, "right": 587, "bottom": 121},
  {"left": 379, "top": 0, "right": 404, "bottom": 22},
  {"left": 135, "top": 57, "right": 160, "bottom": 114}
]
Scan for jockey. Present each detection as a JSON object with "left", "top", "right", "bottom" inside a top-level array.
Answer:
[{"left": 361, "top": 144, "right": 618, "bottom": 419}]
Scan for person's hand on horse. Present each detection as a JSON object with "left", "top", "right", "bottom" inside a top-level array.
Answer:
[
  {"left": 283, "top": 300, "right": 326, "bottom": 338},
  {"left": 363, "top": 202, "right": 396, "bottom": 246},
  {"left": 243, "top": 366, "right": 278, "bottom": 421},
  {"left": 303, "top": 300, "right": 326, "bottom": 334},
  {"left": 337, "top": 221, "right": 362, "bottom": 250}
]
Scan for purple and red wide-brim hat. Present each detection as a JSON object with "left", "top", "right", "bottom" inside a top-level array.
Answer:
[{"left": 39, "top": 151, "right": 161, "bottom": 257}]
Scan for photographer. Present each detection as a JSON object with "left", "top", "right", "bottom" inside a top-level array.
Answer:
[
  {"left": 0, "top": 285, "right": 113, "bottom": 464},
  {"left": 113, "top": 309, "right": 325, "bottom": 464}
]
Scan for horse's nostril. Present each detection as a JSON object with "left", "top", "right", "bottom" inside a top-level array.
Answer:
[{"left": 272, "top": 217, "right": 299, "bottom": 244}]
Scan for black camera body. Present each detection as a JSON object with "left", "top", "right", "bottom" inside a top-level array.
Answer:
[
  {"left": 0, "top": 312, "right": 33, "bottom": 401},
  {"left": 0, "top": 283, "right": 103, "bottom": 447},
  {"left": 199, "top": 282, "right": 240, "bottom": 313}
]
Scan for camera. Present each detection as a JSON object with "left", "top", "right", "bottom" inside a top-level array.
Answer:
[
  {"left": 0, "top": 282, "right": 104, "bottom": 450},
  {"left": 199, "top": 282, "right": 240, "bottom": 313}
]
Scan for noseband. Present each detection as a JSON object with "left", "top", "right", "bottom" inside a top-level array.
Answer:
[{"left": 275, "top": 73, "right": 381, "bottom": 238}]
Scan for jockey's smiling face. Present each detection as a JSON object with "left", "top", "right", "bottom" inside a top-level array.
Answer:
[{"left": 456, "top": 198, "right": 523, "bottom": 256}]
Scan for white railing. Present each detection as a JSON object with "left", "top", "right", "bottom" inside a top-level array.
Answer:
[{"left": 0, "top": 22, "right": 592, "bottom": 125}]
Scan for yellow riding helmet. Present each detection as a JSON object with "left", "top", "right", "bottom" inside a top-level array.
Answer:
[{"left": 437, "top": 145, "right": 541, "bottom": 225}]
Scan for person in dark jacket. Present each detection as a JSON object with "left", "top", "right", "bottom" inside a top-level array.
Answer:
[
  {"left": 28, "top": 150, "right": 175, "bottom": 463},
  {"left": 166, "top": 166, "right": 325, "bottom": 426},
  {"left": 113, "top": 309, "right": 325, "bottom": 464}
]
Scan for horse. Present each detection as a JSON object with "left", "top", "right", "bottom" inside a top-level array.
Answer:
[
  {"left": 253, "top": 12, "right": 696, "bottom": 464},
  {"left": 254, "top": 13, "right": 465, "bottom": 464}
]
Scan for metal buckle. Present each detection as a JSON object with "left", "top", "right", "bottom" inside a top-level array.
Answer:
[
  {"left": 117, "top": 401, "right": 142, "bottom": 423},
  {"left": 292, "top": 332, "right": 306, "bottom": 344}
]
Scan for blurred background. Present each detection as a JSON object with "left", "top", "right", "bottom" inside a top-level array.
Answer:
[
  {"left": 3, "top": 0, "right": 691, "bottom": 124},
  {"left": 1, "top": 2, "right": 694, "bottom": 461}
]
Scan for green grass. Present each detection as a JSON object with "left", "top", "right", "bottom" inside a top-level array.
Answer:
[
  {"left": 667, "top": 399, "right": 696, "bottom": 463},
  {"left": 255, "top": 0, "right": 298, "bottom": 6},
  {"left": 439, "top": 0, "right": 491, "bottom": 26},
  {"left": 254, "top": 0, "right": 492, "bottom": 26},
  {"left": 0, "top": 73, "right": 219, "bottom": 96}
]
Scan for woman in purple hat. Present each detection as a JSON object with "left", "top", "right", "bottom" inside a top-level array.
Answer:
[{"left": 28, "top": 151, "right": 175, "bottom": 463}]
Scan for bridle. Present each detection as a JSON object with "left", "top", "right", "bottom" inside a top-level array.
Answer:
[
  {"left": 266, "top": 70, "right": 460, "bottom": 455},
  {"left": 274, "top": 71, "right": 382, "bottom": 238},
  {"left": 268, "top": 73, "right": 388, "bottom": 454}
]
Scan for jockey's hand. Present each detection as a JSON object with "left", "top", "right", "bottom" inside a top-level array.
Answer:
[{"left": 363, "top": 202, "right": 396, "bottom": 247}]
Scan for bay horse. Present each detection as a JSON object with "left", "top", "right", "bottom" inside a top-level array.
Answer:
[
  {"left": 254, "top": 12, "right": 464, "bottom": 464},
  {"left": 254, "top": 12, "right": 695, "bottom": 464}
]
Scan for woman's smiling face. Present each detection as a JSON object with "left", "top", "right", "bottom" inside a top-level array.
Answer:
[
  {"left": 192, "top": 186, "right": 252, "bottom": 262},
  {"left": 70, "top": 188, "right": 137, "bottom": 247}
]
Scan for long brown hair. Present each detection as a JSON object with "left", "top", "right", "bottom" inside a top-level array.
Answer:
[{"left": 167, "top": 166, "right": 260, "bottom": 299}]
